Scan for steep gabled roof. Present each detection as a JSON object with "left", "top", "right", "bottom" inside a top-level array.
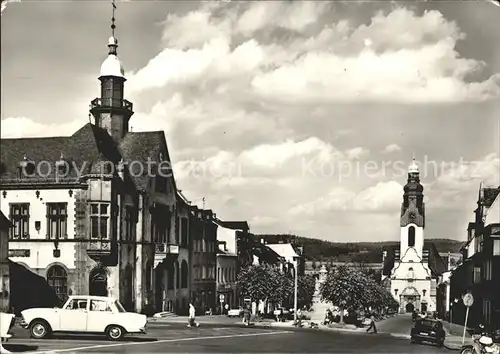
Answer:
[
  {"left": 481, "top": 187, "right": 500, "bottom": 207},
  {"left": 216, "top": 220, "right": 249, "bottom": 231},
  {"left": 119, "top": 130, "right": 177, "bottom": 192},
  {"left": 0, "top": 124, "right": 177, "bottom": 194},
  {"left": 0, "top": 123, "right": 121, "bottom": 183}
]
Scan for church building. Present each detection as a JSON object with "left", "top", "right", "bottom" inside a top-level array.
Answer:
[{"left": 382, "top": 159, "right": 446, "bottom": 314}]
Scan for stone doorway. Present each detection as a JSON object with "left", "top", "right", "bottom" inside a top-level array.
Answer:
[
  {"left": 406, "top": 302, "right": 415, "bottom": 313},
  {"left": 89, "top": 268, "right": 108, "bottom": 296}
]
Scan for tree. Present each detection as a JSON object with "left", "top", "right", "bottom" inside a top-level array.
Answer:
[
  {"left": 237, "top": 265, "right": 278, "bottom": 303},
  {"left": 321, "top": 266, "right": 367, "bottom": 323},
  {"left": 296, "top": 274, "right": 316, "bottom": 309}
]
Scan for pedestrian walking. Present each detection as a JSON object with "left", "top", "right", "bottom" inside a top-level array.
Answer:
[
  {"left": 187, "top": 303, "right": 199, "bottom": 328},
  {"left": 366, "top": 314, "right": 377, "bottom": 333},
  {"left": 243, "top": 306, "right": 251, "bottom": 326}
]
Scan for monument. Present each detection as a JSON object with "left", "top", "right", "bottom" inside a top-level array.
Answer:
[{"left": 309, "top": 265, "right": 330, "bottom": 324}]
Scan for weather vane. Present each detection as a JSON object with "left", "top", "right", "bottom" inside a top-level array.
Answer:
[{"left": 111, "top": 0, "right": 116, "bottom": 37}]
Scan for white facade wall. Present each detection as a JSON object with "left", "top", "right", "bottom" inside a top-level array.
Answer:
[
  {"left": 390, "top": 222, "right": 436, "bottom": 313},
  {"left": 1, "top": 188, "right": 77, "bottom": 269}
]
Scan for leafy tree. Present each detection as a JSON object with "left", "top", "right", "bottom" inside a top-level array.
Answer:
[
  {"left": 321, "top": 266, "right": 367, "bottom": 323},
  {"left": 237, "top": 265, "right": 278, "bottom": 303},
  {"left": 296, "top": 274, "right": 316, "bottom": 308}
]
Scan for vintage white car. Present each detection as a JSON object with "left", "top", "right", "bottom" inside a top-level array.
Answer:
[
  {"left": 20, "top": 295, "right": 147, "bottom": 341},
  {"left": 227, "top": 308, "right": 243, "bottom": 317}
]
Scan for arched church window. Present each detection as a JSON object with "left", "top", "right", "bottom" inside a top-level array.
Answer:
[{"left": 408, "top": 226, "right": 416, "bottom": 247}]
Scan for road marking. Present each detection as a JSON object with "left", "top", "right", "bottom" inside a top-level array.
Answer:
[{"left": 33, "top": 330, "right": 292, "bottom": 353}]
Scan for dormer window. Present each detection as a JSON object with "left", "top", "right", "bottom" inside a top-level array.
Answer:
[
  {"left": 55, "top": 153, "right": 70, "bottom": 177},
  {"left": 19, "top": 154, "right": 35, "bottom": 177}
]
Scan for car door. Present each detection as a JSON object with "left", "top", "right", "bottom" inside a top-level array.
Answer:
[
  {"left": 59, "top": 298, "right": 89, "bottom": 332},
  {"left": 87, "top": 299, "right": 114, "bottom": 333}
]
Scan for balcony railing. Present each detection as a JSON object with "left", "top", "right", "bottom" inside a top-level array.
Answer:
[{"left": 90, "top": 98, "right": 133, "bottom": 111}]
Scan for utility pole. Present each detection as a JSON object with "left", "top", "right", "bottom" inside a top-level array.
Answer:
[{"left": 294, "top": 260, "right": 298, "bottom": 322}]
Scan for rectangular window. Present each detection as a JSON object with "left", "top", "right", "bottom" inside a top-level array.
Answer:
[
  {"left": 9, "top": 203, "right": 29, "bottom": 239},
  {"left": 46, "top": 203, "right": 67, "bottom": 239},
  {"left": 484, "top": 260, "right": 492, "bottom": 280},
  {"left": 125, "top": 206, "right": 134, "bottom": 241},
  {"left": 175, "top": 216, "right": 180, "bottom": 244},
  {"left": 181, "top": 218, "right": 188, "bottom": 247},
  {"left": 156, "top": 175, "right": 167, "bottom": 193},
  {"left": 473, "top": 266, "right": 482, "bottom": 284},
  {"left": 493, "top": 239, "right": 500, "bottom": 256},
  {"left": 90, "top": 203, "right": 109, "bottom": 239}
]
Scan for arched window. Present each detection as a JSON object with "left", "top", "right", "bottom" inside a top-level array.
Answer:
[
  {"left": 181, "top": 260, "right": 188, "bottom": 289},
  {"left": 408, "top": 226, "right": 416, "bottom": 247},
  {"left": 175, "top": 261, "right": 180, "bottom": 289},
  {"left": 47, "top": 265, "right": 68, "bottom": 303}
]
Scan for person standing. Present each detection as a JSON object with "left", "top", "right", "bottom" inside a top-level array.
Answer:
[
  {"left": 187, "top": 303, "right": 199, "bottom": 328},
  {"left": 366, "top": 313, "right": 377, "bottom": 333}
]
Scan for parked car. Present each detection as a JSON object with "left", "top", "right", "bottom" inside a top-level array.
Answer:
[
  {"left": 20, "top": 295, "right": 147, "bottom": 341},
  {"left": 227, "top": 308, "right": 243, "bottom": 317},
  {"left": 410, "top": 318, "right": 445, "bottom": 347}
]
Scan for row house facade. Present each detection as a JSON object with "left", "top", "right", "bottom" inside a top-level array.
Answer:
[
  {"left": 0, "top": 27, "right": 216, "bottom": 315},
  {"left": 0, "top": 212, "right": 11, "bottom": 312},
  {"left": 215, "top": 220, "right": 241, "bottom": 312},
  {"left": 450, "top": 185, "right": 500, "bottom": 332}
]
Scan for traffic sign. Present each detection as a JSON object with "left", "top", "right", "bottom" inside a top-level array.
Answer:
[
  {"left": 219, "top": 294, "right": 225, "bottom": 302},
  {"left": 462, "top": 293, "right": 474, "bottom": 307}
]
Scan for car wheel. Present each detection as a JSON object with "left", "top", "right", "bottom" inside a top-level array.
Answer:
[
  {"left": 106, "top": 325, "right": 125, "bottom": 341},
  {"left": 29, "top": 320, "right": 50, "bottom": 339}
]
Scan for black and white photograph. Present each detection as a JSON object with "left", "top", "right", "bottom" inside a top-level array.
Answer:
[{"left": 0, "top": 0, "right": 499, "bottom": 353}]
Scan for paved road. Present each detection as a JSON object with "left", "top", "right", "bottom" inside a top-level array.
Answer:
[
  {"left": 4, "top": 322, "right": 448, "bottom": 353},
  {"left": 377, "top": 314, "right": 414, "bottom": 336}
]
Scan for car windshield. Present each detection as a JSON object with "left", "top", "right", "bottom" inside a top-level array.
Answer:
[{"left": 114, "top": 300, "right": 126, "bottom": 313}]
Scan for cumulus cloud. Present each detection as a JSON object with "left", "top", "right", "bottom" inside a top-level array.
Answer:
[
  {"left": 427, "top": 153, "right": 500, "bottom": 209},
  {"left": 128, "top": 3, "right": 500, "bottom": 103},
  {"left": 0, "top": 117, "right": 81, "bottom": 138},
  {"left": 289, "top": 181, "right": 404, "bottom": 216},
  {"left": 383, "top": 144, "right": 402, "bottom": 154}
]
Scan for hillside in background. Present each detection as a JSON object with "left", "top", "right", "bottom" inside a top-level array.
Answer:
[{"left": 255, "top": 234, "right": 463, "bottom": 263}]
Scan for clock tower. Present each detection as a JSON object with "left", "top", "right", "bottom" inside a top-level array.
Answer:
[{"left": 399, "top": 158, "right": 425, "bottom": 260}]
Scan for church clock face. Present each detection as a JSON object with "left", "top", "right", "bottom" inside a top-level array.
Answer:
[{"left": 409, "top": 211, "right": 416, "bottom": 220}]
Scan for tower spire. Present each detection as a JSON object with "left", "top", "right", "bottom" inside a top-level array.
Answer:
[
  {"left": 111, "top": 0, "right": 116, "bottom": 38},
  {"left": 108, "top": 0, "right": 118, "bottom": 55}
]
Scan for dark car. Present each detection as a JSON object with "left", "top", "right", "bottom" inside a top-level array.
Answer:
[{"left": 410, "top": 318, "right": 445, "bottom": 346}]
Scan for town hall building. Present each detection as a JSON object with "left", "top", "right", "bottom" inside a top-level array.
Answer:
[
  {"left": 0, "top": 5, "right": 221, "bottom": 315},
  {"left": 382, "top": 159, "right": 446, "bottom": 314}
]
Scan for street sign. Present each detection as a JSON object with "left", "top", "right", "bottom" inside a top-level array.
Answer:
[
  {"left": 462, "top": 293, "right": 474, "bottom": 307},
  {"left": 462, "top": 293, "right": 474, "bottom": 346},
  {"left": 219, "top": 294, "right": 225, "bottom": 302}
]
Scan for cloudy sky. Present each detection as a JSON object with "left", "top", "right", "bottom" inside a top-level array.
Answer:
[{"left": 1, "top": 0, "right": 499, "bottom": 242}]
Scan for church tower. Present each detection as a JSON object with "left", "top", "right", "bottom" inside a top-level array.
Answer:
[
  {"left": 89, "top": 0, "right": 134, "bottom": 142},
  {"left": 399, "top": 158, "right": 425, "bottom": 260}
]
